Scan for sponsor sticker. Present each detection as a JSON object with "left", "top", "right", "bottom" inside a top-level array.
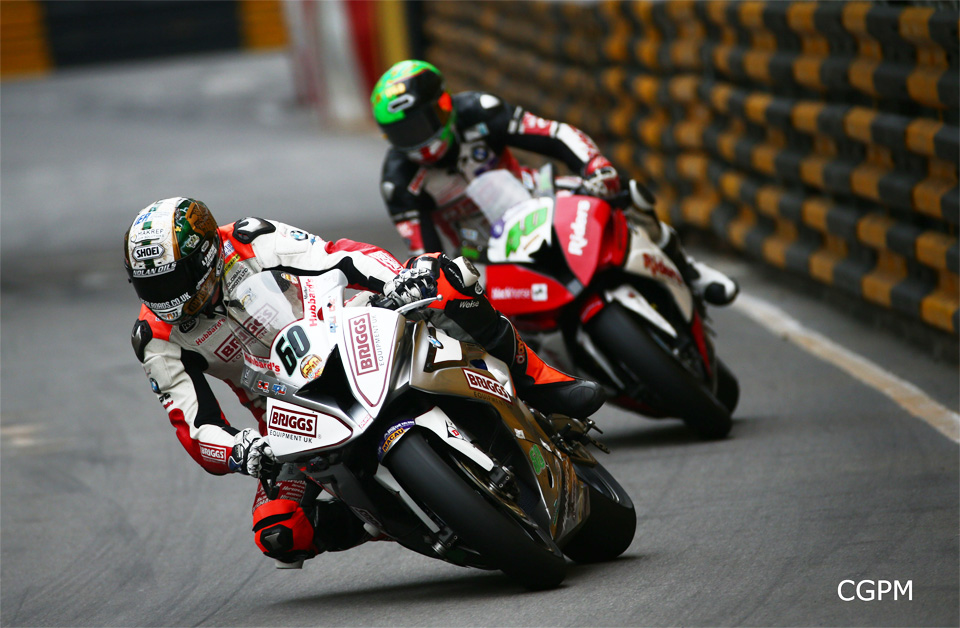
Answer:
[
  {"left": 268, "top": 406, "right": 318, "bottom": 438},
  {"left": 300, "top": 354, "right": 323, "bottom": 380},
  {"left": 349, "top": 313, "right": 379, "bottom": 375},
  {"left": 378, "top": 420, "right": 415, "bottom": 460},
  {"left": 133, "top": 228, "right": 166, "bottom": 242},
  {"left": 567, "top": 200, "right": 591, "bottom": 256},
  {"left": 529, "top": 444, "right": 546, "bottom": 475},
  {"left": 214, "top": 333, "right": 243, "bottom": 362},
  {"left": 643, "top": 253, "right": 684, "bottom": 285},
  {"left": 531, "top": 283, "right": 548, "bottom": 302},
  {"left": 463, "top": 369, "right": 512, "bottom": 404},
  {"left": 199, "top": 443, "right": 229, "bottom": 464}
]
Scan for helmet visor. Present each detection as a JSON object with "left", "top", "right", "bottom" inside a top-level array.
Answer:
[
  {"left": 130, "top": 236, "right": 220, "bottom": 322},
  {"left": 381, "top": 98, "right": 452, "bottom": 150}
]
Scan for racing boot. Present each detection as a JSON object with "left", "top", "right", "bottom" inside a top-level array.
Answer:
[
  {"left": 500, "top": 322, "right": 607, "bottom": 418},
  {"left": 407, "top": 253, "right": 606, "bottom": 419},
  {"left": 659, "top": 224, "right": 739, "bottom": 306},
  {"left": 625, "top": 179, "right": 738, "bottom": 306}
]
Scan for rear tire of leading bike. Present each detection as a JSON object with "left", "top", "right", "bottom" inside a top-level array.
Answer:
[
  {"left": 386, "top": 430, "right": 567, "bottom": 590},
  {"left": 562, "top": 463, "right": 636, "bottom": 563},
  {"left": 585, "top": 302, "right": 732, "bottom": 440}
]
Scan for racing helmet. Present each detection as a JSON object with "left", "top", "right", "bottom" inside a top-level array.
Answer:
[
  {"left": 123, "top": 197, "right": 224, "bottom": 324},
  {"left": 371, "top": 59, "right": 456, "bottom": 164}
]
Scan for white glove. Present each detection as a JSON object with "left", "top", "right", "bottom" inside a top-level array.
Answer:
[
  {"left": 382, "top": 267, "right": 438, "bottom": 306},
  {"left": 228, "top": 428, "right": 274, "bottom": 478},
  {"left": 581, "top": 161, "right": 621, "bottom": 198}
]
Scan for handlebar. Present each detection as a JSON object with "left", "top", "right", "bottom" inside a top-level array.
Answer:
[
  {"left": 370, "top": 293, "right": 443, "bottom": 314},
  {"left": 571, "top": 186, "right": 634, "bottom": 210}
]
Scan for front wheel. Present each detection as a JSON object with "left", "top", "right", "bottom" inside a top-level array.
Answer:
[
  {"left": 561, "top": 463, "right": 636, "bottom": 563},
  {"left": 386, "top": 430, "right": 567, "bottom": 590},
  {"left": 585, "top": 302, "right": 732, "bottom": 439}
]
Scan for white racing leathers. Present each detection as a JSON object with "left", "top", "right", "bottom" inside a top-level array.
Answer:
[{"left": 131, "top": 218, "right": 405, "bottom": 475}]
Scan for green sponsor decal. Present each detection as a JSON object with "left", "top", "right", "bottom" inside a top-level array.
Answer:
[
  {"left": 505, "top": 205, "right": 548, "bottom": 257},
  {"left": 529, "top": 444, "right": 546, "bottom": 475}
]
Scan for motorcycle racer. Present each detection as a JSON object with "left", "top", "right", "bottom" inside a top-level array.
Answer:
[
  {"left": 123, "top": 197, "right": 605, "bottom": 568},
  {"left": 371, "top": 59, "right": 738, "bottom": 306}
]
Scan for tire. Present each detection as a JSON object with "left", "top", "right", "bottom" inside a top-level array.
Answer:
[
  {"left": 386, "top": 430, "right": 567, "bottom": 590},
  {"left": 586, "top": 302, "right": 732, "bottom": 439},
  {"left": 716, "top": 358, "right": 739, "bottom": 414},
  {"left": 562, "top": 463, "right": 636, "bottom": 563}
]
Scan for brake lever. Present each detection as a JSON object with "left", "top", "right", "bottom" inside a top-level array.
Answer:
[{"left": 395, "top": 295, "right": 442, "bottom": 315}]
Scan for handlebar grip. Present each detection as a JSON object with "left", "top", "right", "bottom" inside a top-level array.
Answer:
[
  {"left": 258, "top": 456, "right": 280, "bottom": 500},
  {"left": 606, "top": 190, "right": 634, "bottom": 209}
]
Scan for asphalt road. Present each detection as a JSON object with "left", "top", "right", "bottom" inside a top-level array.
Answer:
[{"left": 2, "top": 52, "right": 957, "bottom": 627}]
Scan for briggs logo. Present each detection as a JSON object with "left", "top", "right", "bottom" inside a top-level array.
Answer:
[
  {"left": 567, "top": 200, "right": 591, "bottom": 256},
  {"left": 349, "top": 313, "right": 379, "bottom": 375},
  {"left": 133, "top": 244, "right": 164, "bottom": 261},
  {"left": 269, "top": 408, "right": 317, "bottom": 438},
  {"left": 199, "top": 443, "right": 228, "bottom": 463},
  {"left": 463, "top": 369, "right": 512, "bottom": 403},
  {"left": 214, "top": 334, "right": 242, "bottom": 362}
]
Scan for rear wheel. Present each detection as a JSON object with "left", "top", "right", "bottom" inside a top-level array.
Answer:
[
  {"left": 586, "top": 302, "right": 732, "bottom": 439},
  {"left": 386, "top": 430, "right": 567, "bottom": 590},
  {"left": 561, "top": 463, "right": 636, "bottom": 563}
]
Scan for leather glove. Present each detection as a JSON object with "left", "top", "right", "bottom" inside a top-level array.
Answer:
[
  {"left": 382, "top": 267, "right": 438, "bottom": 307},
  {"left": 228, "top": 428, "right": 274, "bottom": 478},
  {"left": 581, "top": 156, "right": 621, "bottom": 198}
]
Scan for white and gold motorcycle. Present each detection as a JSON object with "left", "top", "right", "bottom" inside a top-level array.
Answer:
[{"left": 225, "top": 268, "right": 635, "bottom": 590}]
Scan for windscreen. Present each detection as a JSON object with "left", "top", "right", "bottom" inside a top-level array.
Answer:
[
  {"left": 224, "top": 271, "right": 304, "bottom": 358},
  {"left": 465, "top": 170, "right": 533, "bottom": 224}
]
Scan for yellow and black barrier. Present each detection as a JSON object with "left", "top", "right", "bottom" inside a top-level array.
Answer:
[
  {"left": 0, "top": 0, "right": 287, "bottom": 79},
  {"left": 423, "top": 0, "right": 959, "bottom": 335}
]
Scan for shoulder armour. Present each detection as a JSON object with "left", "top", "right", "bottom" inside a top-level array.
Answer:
[
  {"left": 131, "top": 319, "right": 153, "bottom": 363},
  {"left": 233, "top": 217, "right": 276, "bottom": 244}
]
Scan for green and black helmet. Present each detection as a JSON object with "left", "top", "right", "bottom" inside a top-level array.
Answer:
[
  {"left": 123, "top": 197, "right": 223, "bottom": 324},
  {"left": 370, "top": 60, "right": 456, "bottom": 163}
]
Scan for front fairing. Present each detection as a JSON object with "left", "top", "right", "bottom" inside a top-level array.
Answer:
[{"left": 225, "top": 270, "right": 394, "bottom": 461}]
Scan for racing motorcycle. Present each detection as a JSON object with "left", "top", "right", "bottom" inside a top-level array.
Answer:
[
  {"left": 463, "top": 166, "right": 739, "bottom": 440},
  {"left": 224, "top": 268, "right": 635, "bottom": 590}
]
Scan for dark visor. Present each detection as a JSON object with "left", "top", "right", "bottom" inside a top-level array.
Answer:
[
  {"left": 381, "top": 102, "right": 450, "bottom": 149},
  {"left": 130, "top": 247, "right": 212, "bottom": 309}
]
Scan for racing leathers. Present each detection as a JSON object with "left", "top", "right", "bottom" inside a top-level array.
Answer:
[
  {"left": 380, "top": 91, "right": 619, "bottom": 257},
  {"left": 380, "top": 91, "right": 739, "bottom": 305},
  {"left": 131, "top": 217, "right": 604, "bottom": 568}
]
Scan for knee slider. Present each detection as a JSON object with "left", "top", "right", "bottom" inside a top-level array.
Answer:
[{"left": 253, "top": 501, "right": 318, "bottom": 561}]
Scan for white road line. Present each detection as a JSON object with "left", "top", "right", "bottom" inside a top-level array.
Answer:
[{"left": 733, "top": 293, "right": 960, "bottom": 443}]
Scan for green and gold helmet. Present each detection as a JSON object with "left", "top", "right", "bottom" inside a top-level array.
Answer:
[
  {"left": 123, "top": 197, "right": 223, "bottom": 324},
  {"left": 370, "top": 59, "right": 456, "bottom": 163}
]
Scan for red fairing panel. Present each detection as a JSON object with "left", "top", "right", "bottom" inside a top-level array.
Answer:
[
  {"left": 553, "top": 195, "right": 610, "bottom": 286},
  {"left": 484, "top": 264, "right": 574, "bottom": 316}
]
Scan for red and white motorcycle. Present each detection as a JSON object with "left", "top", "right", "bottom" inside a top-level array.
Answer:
[{"left": 467, "top": 166, "right": 738, "bottom": 439}]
